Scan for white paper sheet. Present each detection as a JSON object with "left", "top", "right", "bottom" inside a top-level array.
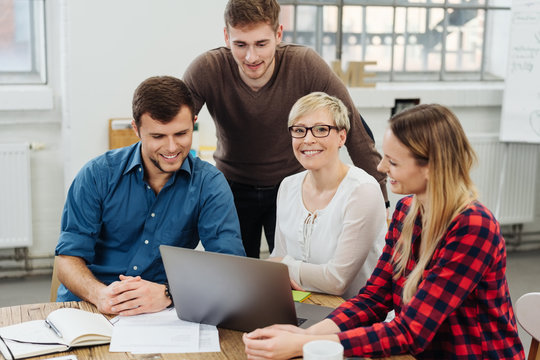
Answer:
[
  {"left": 109, "top": 308, "right": 220, "bottom": 354},
  {"left": 199, "top": 324, "right": 220, "bottom": 352}
]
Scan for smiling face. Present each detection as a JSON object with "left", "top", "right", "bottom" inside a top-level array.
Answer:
[
  {"left": 132, "top": 106, "right": 194, "bottom": 180},
  {"left": 224, "top": 22, "right": 282, "bottom": 91},
  {"left": 291, "top": 108, "right": 346, "bottom": 172},
  {"left": 377, "top": 128, "right": 429, "bottom": 203}
]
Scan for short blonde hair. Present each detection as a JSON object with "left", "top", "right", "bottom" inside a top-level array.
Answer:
[{"left": 288, "top": 92, "right": 350, "bottom": 132}]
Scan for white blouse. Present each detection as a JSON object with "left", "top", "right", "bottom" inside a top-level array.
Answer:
[{"left": 271, "top": 166, "right": 387, "bottom": 299}]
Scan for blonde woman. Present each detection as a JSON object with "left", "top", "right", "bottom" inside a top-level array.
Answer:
[
  {"left": 244, "top": 104, "right": 524, "bottom": 359},
  {"left": 269, "top": 92, "right": 386, "bottom": 299}
]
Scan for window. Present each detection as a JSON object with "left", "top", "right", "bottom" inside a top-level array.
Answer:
[
  {"left": 0, "top": 0, "right": 47, "bottom": 85},
  {"left": 278, "top": 0, "right": 511, "bottom": 82}
]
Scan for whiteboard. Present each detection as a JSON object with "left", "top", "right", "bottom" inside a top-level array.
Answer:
[{"left": 500, "top": 0, "right": 540, "bottom": 143}]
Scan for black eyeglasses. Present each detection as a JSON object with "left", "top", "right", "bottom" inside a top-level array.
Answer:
[{"left": 288, "top": 125, "right": 339, "bottom": 138}]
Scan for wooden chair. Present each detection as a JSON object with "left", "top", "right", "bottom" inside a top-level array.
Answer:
[
  {"left": 516, "top": 292, "right": 540, "bottom": 360},
  {"left": 49, "top": 256, "right": 61, "bottom": 302}
]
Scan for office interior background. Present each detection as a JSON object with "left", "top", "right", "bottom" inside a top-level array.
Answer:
[{"left": 0, "top": 0, "right": 539, "bottom": 353}]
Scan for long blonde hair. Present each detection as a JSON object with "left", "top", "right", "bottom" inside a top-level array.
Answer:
[{"left": 390, "top": 104, "right": 478, "bottom": 303}]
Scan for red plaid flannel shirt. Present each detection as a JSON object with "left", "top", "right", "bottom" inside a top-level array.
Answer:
[{"left": 328, "top": 196, "right": 525, "bottom": 359}]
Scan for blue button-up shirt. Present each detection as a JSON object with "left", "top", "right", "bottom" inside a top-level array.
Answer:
[{"left": 55, "top": 142, "right": 245, "bottom": 301}]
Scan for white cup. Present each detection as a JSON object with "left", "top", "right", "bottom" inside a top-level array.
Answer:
[{"left": 303, "top": 340, "right": 344, "bottom": 360}]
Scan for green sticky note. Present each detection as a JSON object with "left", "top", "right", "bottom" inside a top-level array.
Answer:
[{"left": 292, "top": 290, "right": 311, "bottom": 302}]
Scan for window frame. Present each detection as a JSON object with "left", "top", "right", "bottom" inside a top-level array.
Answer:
[{"left": 278, "top": 0, "right": 511, "bottom": 82}]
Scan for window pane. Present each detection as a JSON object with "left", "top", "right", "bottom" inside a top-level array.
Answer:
[
  {"left": 345, "top": 0, "right": 394, "bottom": 5},
  {"left": 444, "top": 8, "right": 484, "bottom": 78},
  {"left": 294, "top": 0, "right": 337, "bottom": 3},
  {"left": 364, "top": 6, "right": 394, "bottom": 72},
  {"left": 295, "top": 5, "right": 317, "bottom": 48},
  {"left": 321, "top": 6, "right": 338, "bottom": 62},
  {"left": 448, "top": 0, "right": 486, "bottom": 5},
  {"left": 483, "top": 9, "right": 510, "bottom": 80},
  {"left": 393, "top": 7, "right": 444, "bottom": 81},
  {"left": 341, "top": 6, "right": 364, "bottom": 63},
  {"left": 0, "top": 0, "right": 46, "bottom": 84},
  {"left": 0, "top": 0, "right": 30, "bottom": 71},
  {"left": 394, "top": 0, "right": 444, "bottom": 4},
  {"left": 489, "top": 0, "right": 511, "bottom": 6},
  {"left": 280, "top": 5, "right": 295, "bottom": 44}
]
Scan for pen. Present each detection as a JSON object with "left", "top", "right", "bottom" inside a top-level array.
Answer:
[{"left": 44, "top": 318, "right": 63, "bottom": 338}]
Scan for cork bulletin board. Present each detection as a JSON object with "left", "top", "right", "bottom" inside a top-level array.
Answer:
[{"left": 108, "top": 118, "right": 140, "bottom": 149}]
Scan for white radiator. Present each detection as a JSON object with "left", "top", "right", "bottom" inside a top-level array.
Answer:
[
  {"left": 470, "top": 135, "right": 539, "bottom": 225},
  {"left": 0, "top": 143, "right": 33, "bottom": 248}
]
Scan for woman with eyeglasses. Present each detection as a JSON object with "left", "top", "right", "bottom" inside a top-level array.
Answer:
[
  {"left": 244, "top": 104, "right": 524, "bottom": 359},
  {"left": 268, "top": 92, "right": 387, "bottom": 300}
]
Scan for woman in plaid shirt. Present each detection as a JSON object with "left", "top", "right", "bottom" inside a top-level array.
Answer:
[{"left": 243, "top": 104, "right": 525, "bottom": 359}]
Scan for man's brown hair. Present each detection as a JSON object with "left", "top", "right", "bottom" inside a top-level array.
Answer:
[
  {"left": 132, "top": 76, "right": 195, "bottom": 128},
  {"left": 224, "top": 0, "right": 281, "bottom": 32}
]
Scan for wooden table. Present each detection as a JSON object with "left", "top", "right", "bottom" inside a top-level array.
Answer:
[{"left": 0, "top": 294, "right": 414, "bottom": 360}]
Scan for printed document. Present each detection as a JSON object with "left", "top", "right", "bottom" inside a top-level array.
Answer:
[{"left": 109, "top": 308, "right": 219, "bottom": 353}]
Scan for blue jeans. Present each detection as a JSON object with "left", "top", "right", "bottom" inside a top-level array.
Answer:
[{"left": 228, "top": 180, "right": 279, "bottom": 258}]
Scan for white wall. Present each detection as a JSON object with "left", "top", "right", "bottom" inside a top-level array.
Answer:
[
  {"left": 0, "top": 0, "right": 538, "bottom": 267},
  {"left": 0, "top": 0, "right": 228, "bottom": 263},
  {"left": 62, "top": 0, "right": 228, "bottom": 183}
]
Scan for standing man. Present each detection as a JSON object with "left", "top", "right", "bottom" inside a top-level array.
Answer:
[
  {"left": 183, "top": 0, "right": 387, "bottom": 258},
  {"left": 55, "top": 76, "right": 245, "bottom": 315}
]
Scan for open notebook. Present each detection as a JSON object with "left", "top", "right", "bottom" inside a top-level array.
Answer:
[{"left": 0, "top": 308, "right": 113, "bottom": 360}]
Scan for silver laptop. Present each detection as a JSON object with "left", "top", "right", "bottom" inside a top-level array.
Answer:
[{"left": 160, "top": 245, "right": 334, "bottom": 332}]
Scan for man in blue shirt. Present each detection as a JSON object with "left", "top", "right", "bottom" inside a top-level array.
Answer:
[{"left": 55, "top": 76, "right": 245, "bottom": 316}]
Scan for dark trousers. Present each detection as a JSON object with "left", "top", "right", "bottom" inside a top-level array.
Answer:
[{"left": 228, "top": 180, "right": 279, "bottom": 258}]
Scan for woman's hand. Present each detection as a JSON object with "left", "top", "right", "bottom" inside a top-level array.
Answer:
[
  {"left": 243, "top": 324, "right": 341, "bottom": 359},
  {"left": 243, "top": 325, "right": 308, "bottom": 359},
  {"left": 290, "top": 278, "right": 305, "bottom": 291}
]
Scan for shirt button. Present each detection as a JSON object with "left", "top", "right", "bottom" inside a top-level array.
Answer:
[
  {"left": 133, "top": 265, "right": 138, "bottom": 271},
  {"left": 151, "top": 213, "right": 155, "bottom": 217},
  {"left": 139, "top": 167, "right": 142, "bottom": 172},
  {"left": 144, "top": 240, "right": 149, "bottom": 245},
  {"left": 147, "top": 185, "right": 151, "bottom": 190}
]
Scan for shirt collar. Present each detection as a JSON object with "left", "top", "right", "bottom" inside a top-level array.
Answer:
[
  {"left": 124, "top": 142, "right": 143, "bottom": 175},
  {"left": 123, "top": 142, "right": 194, "bottom": 178}
]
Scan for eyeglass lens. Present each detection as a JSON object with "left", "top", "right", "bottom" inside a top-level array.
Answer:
[{"left": 290, "top": 125, "right": 331, "bottom": 138}]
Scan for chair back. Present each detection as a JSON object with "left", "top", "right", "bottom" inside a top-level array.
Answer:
[
  {"left": 49, "top": 256, "right": 61, "bottom": 302},
  {"left": 516, "top": 292, "right": 540, "bottom": 360}
]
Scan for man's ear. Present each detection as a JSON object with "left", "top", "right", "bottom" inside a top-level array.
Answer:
[
  {"left": 131, "top": 120, "right": 141, "bottom": 138},
  {"left": 276, "top": 24, "right": 283, "bottom": 44},
  {"left": 224, "top": 27, "right": 230, "bottom": 47}
]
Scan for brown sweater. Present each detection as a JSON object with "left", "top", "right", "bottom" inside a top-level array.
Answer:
[{"left": 183, "top": 44, "right": 387, "bottom": 200}]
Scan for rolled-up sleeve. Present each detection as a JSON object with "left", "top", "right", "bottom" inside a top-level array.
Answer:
[
  {"left": 197, "top": 170, "right": 245, "bottom": 256},
  {"left": 56, "top": 162, "right": 104, "bottom": 263}
]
